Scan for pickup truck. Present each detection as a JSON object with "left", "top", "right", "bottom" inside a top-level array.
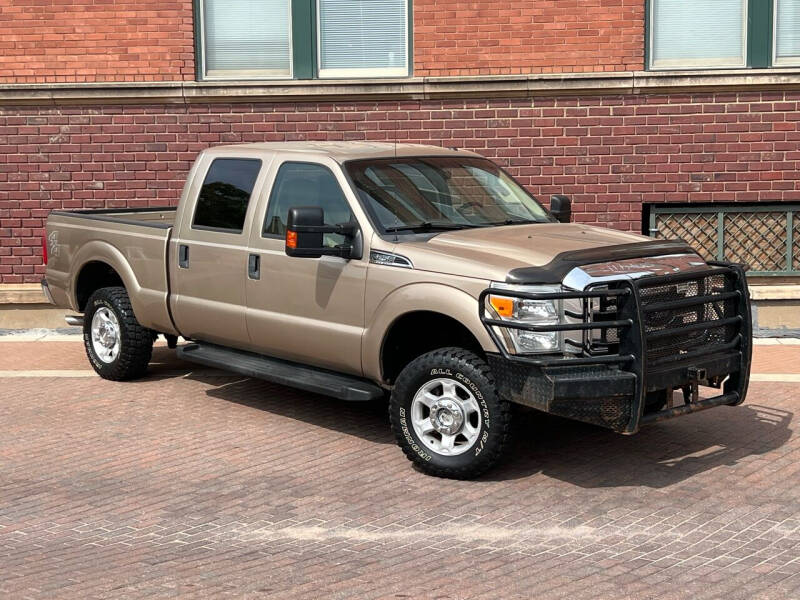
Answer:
[{"left": 43, "top": 142, "right": 752, "bottom": 479}]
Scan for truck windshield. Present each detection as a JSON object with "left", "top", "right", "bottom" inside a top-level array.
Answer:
[{"left": 345, "top": 156, "right": 554, "bottom": 233}]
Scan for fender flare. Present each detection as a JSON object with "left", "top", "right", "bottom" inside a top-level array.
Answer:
[
  {"left": 362, "top": 282, "right": 498, "bottom": 382},
  {"left": 70, "top": 240, "right": 144, "bottom": 316}
]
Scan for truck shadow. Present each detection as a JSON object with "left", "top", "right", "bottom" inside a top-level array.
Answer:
[
  {"left": 154, "top": 348, "right": 794, "bottom": 488},
  {"left": 192, "top": 368, "right": 793, "bottom": 488},
  {"left": 191, "top": 374, "right": 395, "bottom": 445},
  {"left": 485, "top": 402, "right": 794, "bottom": 488}
]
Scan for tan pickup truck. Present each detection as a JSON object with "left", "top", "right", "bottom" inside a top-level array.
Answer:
[{"left": 43, "top": 142, "right": 752, "bottom": 479}]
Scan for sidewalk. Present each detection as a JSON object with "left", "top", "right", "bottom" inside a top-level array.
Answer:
[{"left": 0, "top": 331, "right": 797, "bottom": 378}]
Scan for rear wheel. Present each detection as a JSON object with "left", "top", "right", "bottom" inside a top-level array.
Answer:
[
  {"left": 389, "top": 348, "right": 512, "bottom": 479},
  {"left": 83, "top": 286, "right": 153, "bottom": 381}
]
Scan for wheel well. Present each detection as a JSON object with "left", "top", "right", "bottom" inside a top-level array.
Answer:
[
  {"left": 75, "top": 261, "right": 124, "bottom": 311},
  {"left": 381, "top": 311, "right": 484, "bottom": 384}
]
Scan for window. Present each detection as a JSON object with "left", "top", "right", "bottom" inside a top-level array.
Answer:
[
  {"left": 193, "top": 158, "right": 262, "bottom": 233},
  {"left": 198, "top": 0, "right": 410, "bottom": 80},
  {"left": 650, "top": 0, "right": 747, "bottom": 69},
  {"left": 648, "top": 0, "right": 798, "bottom": 69},
  {"left": 318, "top": 0, "right": 408, "bottom": 77},
  {"left": 775, "top": 0, "right": 800, "bottom": 65},
  {"left": 345, "top": 157, "right": 552, "bottom": 232},
  {"left": 202, "top": 0, "right": 292, "bottom": 78},
  {"left": 263, "top": 162, "right": 353, "bottom": 248}
]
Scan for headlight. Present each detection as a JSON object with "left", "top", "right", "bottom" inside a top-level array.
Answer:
[{"left": 487, "top": 283, "right": 563, "bottom": 353}]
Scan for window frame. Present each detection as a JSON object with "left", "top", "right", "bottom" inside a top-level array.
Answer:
[
  {"left": 316, "top": 0, "right": 410, "bottom": 79},
  {"left": 646, "top": 0, "right": 787, "bottom": 70},
  {"left": 191, "top": 157, "right": 263, "bottom": 235},
  {"left": 773, "top": 0, "right": 800, "bottom": 66},
  {"left": 647, "top": 0, "right": 750, "bottom": 70},
  {"left": 195, "top": 0, "right": 412, "bottom": 81},
  {"left": 198, "top": 0, "right": 295, "bottom": 80}
]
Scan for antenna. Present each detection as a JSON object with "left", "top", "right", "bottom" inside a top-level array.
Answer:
[{"left": 394, "top": 139, "right": 397, "bottom": 157}]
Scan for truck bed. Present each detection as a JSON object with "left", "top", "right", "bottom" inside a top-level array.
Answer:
[{"left": 45, "top": 206, "right": 178, "bottom": 334}]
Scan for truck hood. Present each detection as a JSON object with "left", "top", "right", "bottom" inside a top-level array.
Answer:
[{"left": 391, "top": 223, "right": 684, "bottom": 282}]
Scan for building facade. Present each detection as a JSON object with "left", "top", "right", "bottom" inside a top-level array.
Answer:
[{"left": 1, "top": 0, "right": 799, "bottom": 299}]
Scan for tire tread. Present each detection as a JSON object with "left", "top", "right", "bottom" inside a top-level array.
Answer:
[
  {"left": 83, "top": 286, "right": 153, "bottom": 381},
  {"left": 389, "top": 347, "right": 512, "bottom": 479}
]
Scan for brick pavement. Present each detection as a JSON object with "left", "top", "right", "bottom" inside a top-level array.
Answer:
[{"left": 1, "top": 340, "right": 800, "bottom": 599}]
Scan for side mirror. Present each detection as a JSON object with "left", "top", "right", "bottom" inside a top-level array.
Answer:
[
  {"left": 285, "top": 206, "right": 358, "bottom": 259},
  {"left": 550, "top": 195, "right": 571, "bottom": 223}
]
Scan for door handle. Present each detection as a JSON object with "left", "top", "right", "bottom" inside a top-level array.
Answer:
[
  {"left": 178, "top": 244, "right": 189, "bottom": 268},
  {"left": 248, "top": 253, "right": 260, "bottom": 280}
]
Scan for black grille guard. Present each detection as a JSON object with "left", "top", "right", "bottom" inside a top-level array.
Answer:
[{"left": 479, "top": 261, "right": 752, "bottom": 433}]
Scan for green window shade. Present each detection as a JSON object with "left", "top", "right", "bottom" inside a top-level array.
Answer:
[
  {"left": 776, "top": 0, "right": 800, "bottom": 64},
  {"left": 318, "top": 0, "right": 408, "bottom": 77},
  {"left": 650, "top": 0, "right": 746, "bottom": 68},
  {"left": 203, "top": 0, "right": 292, "bottom": 77}
]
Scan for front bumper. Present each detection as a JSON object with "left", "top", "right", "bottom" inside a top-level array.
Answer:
[{"left": 480, "top": 262, "right": 752, "bottom": 434}]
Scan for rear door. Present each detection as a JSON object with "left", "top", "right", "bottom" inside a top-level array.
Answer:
[{"left": 170, "top": 153, "right": 270, "bottom": 347}]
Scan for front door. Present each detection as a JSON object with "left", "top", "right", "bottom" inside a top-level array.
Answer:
[
  {"left": 245, "top": 159, "right": 368, "bottom": 375},
  {"left": 171, "top": 155, "right": 268, "bottom": 347}
]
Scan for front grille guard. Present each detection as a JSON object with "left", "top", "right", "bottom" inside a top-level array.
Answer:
[{"left": 478, "top": 261, "right": 752, "bottom": 433}]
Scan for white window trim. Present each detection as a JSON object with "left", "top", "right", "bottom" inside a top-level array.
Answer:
[
  {"left": 773, "top": 0, "right": 800, "bottom": 66},
  {"left": 648, "top": 0, "right": 748, "bottom": 70},
  {"left": 316, "top": 0, "right": 410, "bottom": 79},
  {"left": 199, "top": 0, "right": 294, "bottom": 81}
]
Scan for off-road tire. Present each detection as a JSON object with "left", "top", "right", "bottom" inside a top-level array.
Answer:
[
  {"left": 83, "top": 286, "right": 153, "bottom": 381},
  {"left": 389, "top": 348, "right": 512, "bottom": 479}
]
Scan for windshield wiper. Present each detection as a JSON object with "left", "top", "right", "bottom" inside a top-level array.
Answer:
[
  {"left": 384, "top": 221, "right": 479, "bottom": 233},
  {"left": 487, "top": 219, "right": 540, "bottom": 226}
]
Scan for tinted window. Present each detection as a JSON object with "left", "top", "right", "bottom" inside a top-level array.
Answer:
[
  {"left": 193, "top": 158, "right": 262, "bottom": 232},
  {"left": 263, "top": 162, "right": 353, "bottom": 248}
]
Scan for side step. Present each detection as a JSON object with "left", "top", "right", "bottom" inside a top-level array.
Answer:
[{"left": 177, "top": 343, "right": 384, "bottom": 402}]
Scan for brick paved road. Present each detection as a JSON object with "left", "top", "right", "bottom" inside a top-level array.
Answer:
[{"left": 1, "top": 340, "right": 800, "bottom": 599}]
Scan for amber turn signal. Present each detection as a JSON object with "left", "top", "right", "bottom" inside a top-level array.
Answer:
[
  {"left": 286, "top": 229, "right": 298, "bottom": 249},
  {"left": 489, "top": 295, "right": 514, "bottom": 318}
]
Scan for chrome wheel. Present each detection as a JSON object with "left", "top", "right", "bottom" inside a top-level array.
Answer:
[
  {"left": 410, "top": 378, "right": 482, "bottom": 456},
  {"left": 91, "top": 307, "right": 121, "bottom": 363}
]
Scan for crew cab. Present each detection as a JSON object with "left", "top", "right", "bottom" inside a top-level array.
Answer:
[{"left": 43, "top": 142, "right": 752, "bottom": 479}]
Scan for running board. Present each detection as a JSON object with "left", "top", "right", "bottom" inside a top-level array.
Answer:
[{"left": 177, "top": 343, "right": 384, "bottom": 402}]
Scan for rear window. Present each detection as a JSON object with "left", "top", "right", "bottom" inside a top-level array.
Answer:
[{"left": 193, "top": 158, "right": 262, "bottom": 232}]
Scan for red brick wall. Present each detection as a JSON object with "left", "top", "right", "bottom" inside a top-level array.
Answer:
[
  {"left": 0, "top": 0, "right": 643, "bottom": 83},
  {"left": 1, "top": 91, "right": 799, "bottom": 283},
  {"left": 413, "top": 0, "right": 644, "bottom": 76},
  {"left": 0, "top": 0, "right": 194, "bottom": 83}
]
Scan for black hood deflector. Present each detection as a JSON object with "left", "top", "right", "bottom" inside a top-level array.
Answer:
[{"left": 506, "top": 240, "right": 696, "bottom": 284}]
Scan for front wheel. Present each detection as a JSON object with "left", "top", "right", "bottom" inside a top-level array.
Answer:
[
  {"left": 83, "top": 286, "right": 153, "bottom": 381},
  {"left": 389, "top": 348, "right": 512, "bottom": 479}
]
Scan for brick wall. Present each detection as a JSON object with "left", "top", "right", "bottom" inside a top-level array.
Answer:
[
  {"left": 0, "top": 0, "right": 643, "bottom": 83},
  {"left": 0, "top": 0, "right": 194, "bottom": 83},
  {"left": 413, "top": 0, "right": 644, "bottom": 76},
  {"left": 1, "top": 91, "right": 799, "bottom": 283}
]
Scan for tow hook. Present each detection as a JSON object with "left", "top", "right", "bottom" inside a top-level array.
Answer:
[{"left": 682, "top": 367, "right": 707, "bottom": 404}]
